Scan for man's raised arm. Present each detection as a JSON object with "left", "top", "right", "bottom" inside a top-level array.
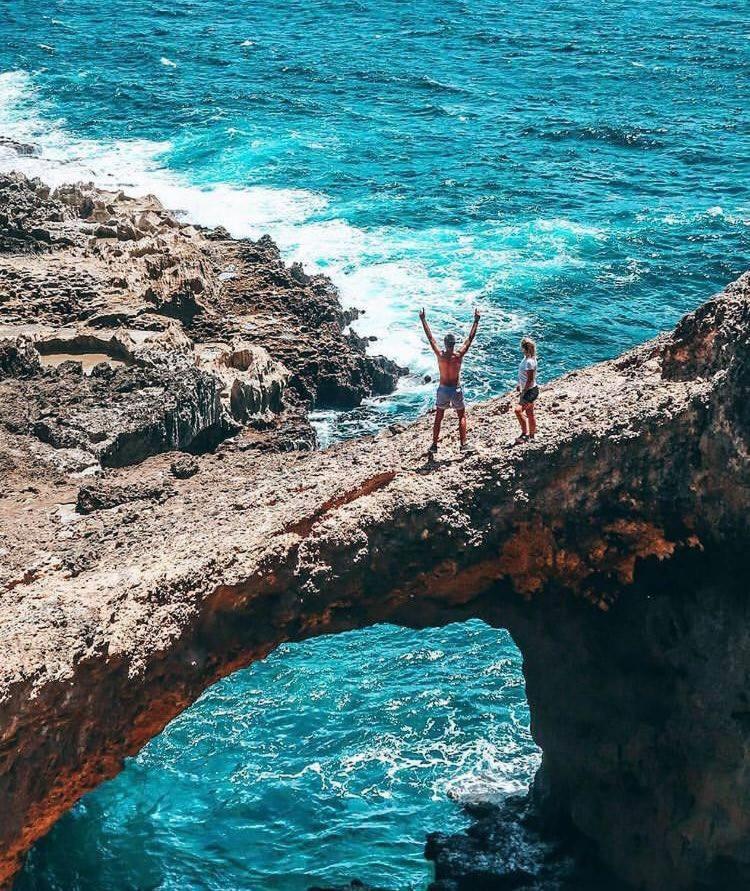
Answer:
[
  {"left": 458, "top": 308, "right": 481, "bottom": 356},
  {"left": 419, "top": 307, "right": 440, "bottom": 356}
]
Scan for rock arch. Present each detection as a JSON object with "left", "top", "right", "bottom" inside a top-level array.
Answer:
[{"left": 1, "top": 275, "right": 749, "bottom": 888}]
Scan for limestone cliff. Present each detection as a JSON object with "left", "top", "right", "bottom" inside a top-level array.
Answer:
[{"left": 1, "top": 173, "right": 750, "bottom": 889}]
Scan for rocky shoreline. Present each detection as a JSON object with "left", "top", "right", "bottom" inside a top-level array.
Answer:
[
  {"left": 2, "top": 166, "right": 750, "bottom": 890},
  {"left": 0, "top": 170, "right": 404, "bottom": 464}
]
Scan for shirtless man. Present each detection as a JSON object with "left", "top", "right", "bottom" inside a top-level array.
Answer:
[{"left": 419, "top": 307, "right": 480, "bottom": 454}]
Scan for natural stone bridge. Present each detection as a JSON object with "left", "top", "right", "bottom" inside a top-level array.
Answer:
[{"left": 1, "top": 270, "right": 749, "bottom": 889}]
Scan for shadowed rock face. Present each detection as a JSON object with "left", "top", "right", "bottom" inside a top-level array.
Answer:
[
  {"left": 3, "top": 360, "right": 227, "bottom": 466},
  {"left": 1, "top": 175, "right": 750, "bottom": 888},
  {"left": 424, "top": 545, "right": 750, "bottom": 891}
]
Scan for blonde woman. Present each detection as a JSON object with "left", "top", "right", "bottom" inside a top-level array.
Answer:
[{"left": 513, "top": 337, "right": 539, "bottom": 444}]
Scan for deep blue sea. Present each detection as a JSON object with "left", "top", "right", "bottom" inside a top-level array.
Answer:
[{"left": 2, "top": 0, "right": 749, "bottom": 887}]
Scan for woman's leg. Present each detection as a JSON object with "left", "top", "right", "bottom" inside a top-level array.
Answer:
[
  {"left": 525, "top": 403, "right": 536, "bottom": 436},
  {"left": 514, "top": 403, "right": 528, "bottom": 436}
]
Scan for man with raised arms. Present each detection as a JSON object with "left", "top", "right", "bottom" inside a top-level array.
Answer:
[{"left": 419, "top": 307, "right": 480, "bottom": 455}]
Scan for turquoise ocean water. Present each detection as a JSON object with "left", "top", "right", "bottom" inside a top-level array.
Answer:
[{"left": 1, "top": 0, "right": 748, "bottom": 887}]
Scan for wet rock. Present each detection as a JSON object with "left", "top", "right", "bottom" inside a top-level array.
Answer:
[
  {"left": 0, "top": 137, "right": 39, "bottom": 157},
  {"left": 425, "top": 795, "right": 624, "bottom": 891}
]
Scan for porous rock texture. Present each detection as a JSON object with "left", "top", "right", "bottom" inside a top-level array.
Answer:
[
  {"left": 1, "top": 173, "right": 750, "bottom": 890},
  {"left": 0, "top": 172, "right": 403, "bottom": 460}
]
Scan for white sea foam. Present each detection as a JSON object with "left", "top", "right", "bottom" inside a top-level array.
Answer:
[
  {"left": 0, "top": 71, "right": 459, "bottom": 378},
  {"left": 660, "top": 206, "right": 748, "bottom": 227},
  {"left": 160, "top": 56, "right": 178, "bottom": 68}
]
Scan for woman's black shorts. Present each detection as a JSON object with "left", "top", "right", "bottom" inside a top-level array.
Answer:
[{"left": 520, "top": 386, "right": 539, "bottom": 405}]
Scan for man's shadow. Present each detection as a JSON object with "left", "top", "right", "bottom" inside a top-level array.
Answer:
[{"left": 415, "top": 453, "right": 465, "bottom": 474}]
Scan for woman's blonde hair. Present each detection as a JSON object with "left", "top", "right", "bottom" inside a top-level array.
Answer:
[{"left": 521, "top": 336, "right": 536, "bottom": 358}]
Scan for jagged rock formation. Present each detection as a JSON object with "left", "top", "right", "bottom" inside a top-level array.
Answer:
[
  {"left": 0, "top": 172, "right": 403, "bottom": 464},
  {"left": 1, "top": 174, "right": 750, "bottom": 889},
  {"left": 425, "top": 795, "right": 628, "bottom": 890}
]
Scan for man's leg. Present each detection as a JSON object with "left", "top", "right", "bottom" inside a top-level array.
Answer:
[
  {"left": 432, "top": 408, "right": 445, "bottom": 447},
  {"left": 525, "top": 403, "right": 536, "bottom": 436},
  {"left": 457, "top": 409, "right": 467, "bottom": 445},
  {"left": 514, "top": 403, "right": 528, "bottom": 435}
]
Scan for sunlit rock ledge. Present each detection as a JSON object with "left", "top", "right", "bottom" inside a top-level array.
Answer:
[{"left": 1, "top": 170, "right": 750, "bottom": 889}]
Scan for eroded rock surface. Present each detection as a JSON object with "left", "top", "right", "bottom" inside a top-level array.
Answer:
[
  {"left": 1, "top": 174, "right": 750, "bottom": 890},
  {"left": 0, "top": 172, "right": 403, "bottom": 468}
]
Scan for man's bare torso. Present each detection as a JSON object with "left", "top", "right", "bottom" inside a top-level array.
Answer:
[{"left": 438, "top": 351, "right": 464, "bottom": 387}]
